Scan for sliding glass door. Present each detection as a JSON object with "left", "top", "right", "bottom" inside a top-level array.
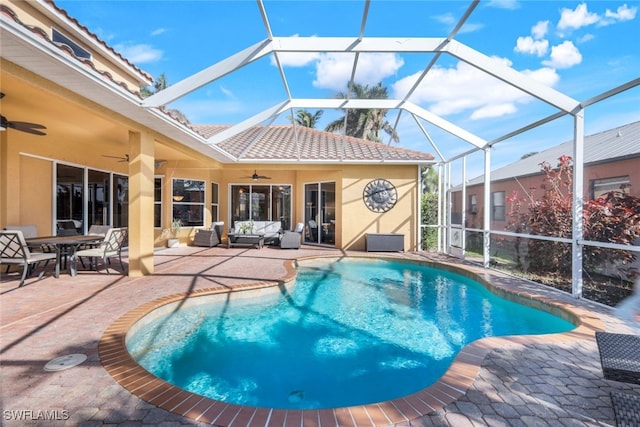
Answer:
[
  {"left": 230, "top": 184, "right": 292, "bottom": 230},
  {"left": 56, "top": 165, "right": 125, "bottom": 232},
  {"left": 304, "top": 182, "right": 335, "bottom": 245}
]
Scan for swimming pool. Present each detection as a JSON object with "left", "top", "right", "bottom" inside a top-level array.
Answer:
[{"left": 125, "top": 258, "right": 575, "bottom": 410}]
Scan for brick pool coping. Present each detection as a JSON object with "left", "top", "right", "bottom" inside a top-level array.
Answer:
[{"left": 98, "top": 254, "right": 605, "bottom": 427}]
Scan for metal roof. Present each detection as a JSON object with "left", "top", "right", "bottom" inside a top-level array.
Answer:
[{"left": 466, "top": 120, "right": 640, "bottom": 186}]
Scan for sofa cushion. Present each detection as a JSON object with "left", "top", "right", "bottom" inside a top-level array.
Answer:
[{"left": 233, "top": 221, "right": 281, "bottom": 243}]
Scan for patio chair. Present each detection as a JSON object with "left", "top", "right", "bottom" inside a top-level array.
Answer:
[
  {"left": 4, "top": 224, "right": 38, "bottom": 239},
  {"left": 57, "top": 220, "right": 80, "bottom": 236},
  {"left": 307, "top": 220, "right": 318, "bottom": 242},
  {"left": 87, "top": 225, "right": 112, "bottom": 236},
  {"left": 72, "top": 227, "right": 127, "bottom": 274},
  {"left": 192, "top": 222, "right": 224, "bottom": 247},
  {"left": 279, "top": 223, "right": 304, "bottom": 249},
  {"left": 0, "top": 230, "right": 58, "bottom": 287}
]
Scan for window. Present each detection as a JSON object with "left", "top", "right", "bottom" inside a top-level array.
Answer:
[
  {"left": 113, "top": 174, "right": 129, "bottom": 228},
  {"left": 491, "top": 191, "right": 505, "bottom": 221},
  {"left": 56, "top": 164, "right": 123, "bottom": 232},
  {"left": 469, "top": 194, "right": 478, "bottom": 214},
  {"left": 172, "top": 179, "right": 205, "bottom": 227},
  {"left": 52, "top": 28, "right": 91, "bottom": 59},
  {"left": 211, "top": 182, "right": 219, "bottom": 222},
  {"left": 154, "top": 178, "right": 162, "bottom": 228},
  {"left": 591, "top": 176, "right": 630, "bottom": 199},
  {"left": 230, "top": 184, "right": 291, "bottom": 230}
]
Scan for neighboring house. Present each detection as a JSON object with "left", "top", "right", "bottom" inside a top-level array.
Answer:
[
  {"left": 451, "top": 121, "right": 640, "bottom": 230},
  {"left": 0, "top": 0, "right": 434, "bottom": 275}
]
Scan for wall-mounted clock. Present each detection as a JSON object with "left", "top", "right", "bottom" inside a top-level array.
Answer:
[{"left": 363, "top": 179, "right": 397, "bottom": 213}]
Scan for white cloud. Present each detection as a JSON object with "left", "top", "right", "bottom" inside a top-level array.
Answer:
[
  {"left": 513, "top": 21, "right": 548, "bottom": 57},
  {"left": 471, "top": 103, "right": 517, "bottom": 120},
  {"left": 272, "top": 51, "right": 321, "bottom": 67},
  {"left": 542, "top": 40, "right": 582, "bottom": 69},
  {"left": 313, "top": 53, "right": 404, "bottom": 91},
  {"left": 486, "top": 0, "right": 520, "bottom": 10},
  {"left": 269, "top": 35, "right": 321, "bottom": 67},
  {"left": 392, "top": 57, "right": 560, "bottom": 120},
  {"left": 433, "top": 13, "right": 456, "bottom": 26},
  {"left": 601, "top": 4, "right": 638, "bottom": 26},
  {"left": 151, "top": 28, "right": 167, "bottom": 37},
  {"left": 577, "top": 33, "right": 595, "bottom": 43},
  {"left": 458, "top": 22, "right": 485, "bottom": 34},
  {"left": 557, "top": 3, "right": 600, "bottom": 31},
  {"left": 115, "top": 43, "right": 163, "bottom": 64},
  {"left": 219, "top": 85, "right": 235, "bottom": 98},
  {"left": 531, "top": 20, "right": 550, "bottom": 39},
  {"left": 514, "top": 36, "right": 549, "bottom": 56}
]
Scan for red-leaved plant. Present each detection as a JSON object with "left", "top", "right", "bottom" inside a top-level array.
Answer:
[{"left": 506, "top": 155, "right": 639, "bottom": 279}]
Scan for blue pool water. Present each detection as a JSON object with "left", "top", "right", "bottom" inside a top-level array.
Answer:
[{"left": 127, "top": 258, "right": 574, "bottom": 409}]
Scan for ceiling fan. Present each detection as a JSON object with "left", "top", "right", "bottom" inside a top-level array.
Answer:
[
  {"left": 241, "top": 170, "right": 271, "bottom": 180},
  {"left": 0, "top": 93, "right": 47, "bottom": 136},
  {"left": 102, "top": 154, "right": 129, "bottom": 162}
]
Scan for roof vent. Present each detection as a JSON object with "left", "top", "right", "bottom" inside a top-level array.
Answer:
[{"left": 616, "top": 131, "right": 623, "bottom": 137}]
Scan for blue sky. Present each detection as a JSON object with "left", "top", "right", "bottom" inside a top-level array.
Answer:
[{"left": 57, "top": 0, "right": 639, "bottom": 178}]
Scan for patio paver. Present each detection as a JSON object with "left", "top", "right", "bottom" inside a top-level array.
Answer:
[{"left": 1, "top": 245, "right": 638, "bottom": 426}]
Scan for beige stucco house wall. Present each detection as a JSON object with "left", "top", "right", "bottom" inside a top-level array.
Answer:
[{"left": 1, "top": 0, "right": 434, "bottom": 276}]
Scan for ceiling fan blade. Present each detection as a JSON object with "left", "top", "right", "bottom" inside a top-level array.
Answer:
[
  {"left": 12, "top": 126, "right": 47, "bottom": 136},
  {"left": 102, "top": 154, "right": 129, "bottom": 162},
  {"left": 9, "top": 121, "right": 47, "bottom": 130}
]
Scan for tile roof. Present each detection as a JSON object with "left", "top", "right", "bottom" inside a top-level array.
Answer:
[
  {"left": 194, "top": 125, "right": 435, "bottom": 163},
  {"left": 466, "top": 120, "right": 640, "bottom": 186}
]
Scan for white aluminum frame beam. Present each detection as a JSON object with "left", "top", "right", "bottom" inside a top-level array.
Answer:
[
  {"left": 142, "top": 39, "right": 274, "bottom": 107},
  {"left": 203, "top": 97, "right": 487, "bottom": 149}
]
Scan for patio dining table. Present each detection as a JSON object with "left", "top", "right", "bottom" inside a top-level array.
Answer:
[{"left": 26, "top": 235, "right": 103, "bottom": 277}]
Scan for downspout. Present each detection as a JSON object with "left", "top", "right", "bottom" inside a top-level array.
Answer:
[
  {"left": 461, "top": 155, "right": 467, "bottom": 257},
  {"left": 437, "top": 163, "right": 444, "bottom": 252},
  {"left": 572, "top": 111, "right": 585, "bottom": 298},
  {"left": 483, "top": 147, "right": 491, "bottom": 268},
  {"left": 417, "top": 164, "right": 422, "bottom": 251}
]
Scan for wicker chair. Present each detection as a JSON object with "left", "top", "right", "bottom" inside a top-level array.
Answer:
[
  {"left": 192, "top": 222, "right": 224, "bottom": 247},
  {"left": 279, "top": 223, "right": 303, "bottom": 249}
]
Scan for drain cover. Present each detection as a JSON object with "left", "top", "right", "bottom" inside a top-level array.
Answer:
[{"left": 44, "top": 354, "right": 87, "bottom": 372}]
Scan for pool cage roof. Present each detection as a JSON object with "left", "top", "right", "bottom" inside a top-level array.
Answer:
[
  {"left": 140, "top": 0, "right": 639, "bottom": 165},
  {"left": 140, "top": 0, "right": 639, "bottom": 298}
]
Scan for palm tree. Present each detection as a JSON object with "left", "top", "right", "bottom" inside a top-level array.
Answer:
[
  {"left": 324, "top": 82, "right": 399, "bottom": 143},
  {"left": 140, "top": 73, "right": 190, "bottom": 124},
  {"left": 421, "top": 166, "right": 439, "bottom": 194},
  {"left": 289, "top": 109, "right": 323, "bottom": 128}
]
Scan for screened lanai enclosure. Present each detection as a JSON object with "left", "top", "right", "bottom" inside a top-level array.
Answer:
[
  {"left": 137, "top": 0, "right": 640, "bottom": 305},
  {"left": 5, "top": 0, "right": 636, "bottom": 302}
]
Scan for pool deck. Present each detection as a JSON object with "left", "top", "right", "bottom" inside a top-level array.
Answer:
[{"left": 1, "top": 245, "right": 639, "bottom": 426}]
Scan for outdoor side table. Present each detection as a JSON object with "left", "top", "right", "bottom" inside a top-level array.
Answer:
[
  {"left": 595, "top": 332, "right": 640, "bottom": 385},
  {"left": 610, "top": 391, "right": 640, "bottom": 427}
]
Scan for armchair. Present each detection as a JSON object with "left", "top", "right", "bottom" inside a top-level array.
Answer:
[
  {"left": 192, "top": 222, "right": 224, "bottom": 247},
  {"left": 280, "top": 223, "right": 304, "bottom": 249}
]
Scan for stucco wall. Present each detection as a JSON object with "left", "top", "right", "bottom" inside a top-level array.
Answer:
[{"left": 341, "top": 165, "right": 418, "bottom": 251}]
